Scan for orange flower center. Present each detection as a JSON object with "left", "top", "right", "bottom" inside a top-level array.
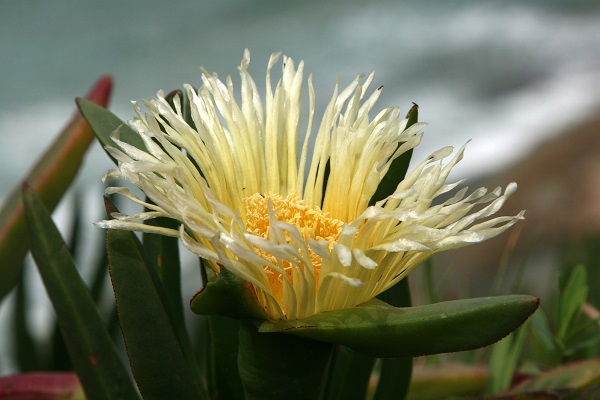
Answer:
[{"left": 243, "top": 192, "right": 344, "bottom": 300}]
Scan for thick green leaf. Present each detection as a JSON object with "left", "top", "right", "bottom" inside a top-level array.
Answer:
[
  {"left": 207, "top": 316, "right": 245, "bottom": 400},
  {"left": 190, "top": 259, "right": 245, "bottom": 400},
  {"left": 0, "top": 76, "right": 112, "bottom": 301},
  {"left": 50, "top": 195, "right": 84, "bottom": 371},
  {"left": 77, "top": 98, "right": 145, "bottom": 164},
  {"left": 143, "top": 217, "right": 186, "bottom": 339},
  {"left": 238, "top": 322, "right": 332, "bottom": 400},
  {"left": 106, "top": 228, "right": 206, "bottom": 400},
  {"left": 374, "top": 357, "right": 412, "bottom": 400},
  {"left": 22, "top": 186, "right": 140, "bottom": 400},
  {"left": 374, "top": 278, "right": 413, "bottom": 400},
  {"left": 322, "top": 278, "right": 414, "bottom": 400},
  {"left": 261, "top": 295, "right": 539, "bottom": 358},
  {"left": 321, "top": 346, "right": 375, "bottom": 400},
  {"left": 190, "top": 268, "right": 265, "bottom": 320},
  {"left": 141, "top": 215, "right": 206, "bottom": 395}
]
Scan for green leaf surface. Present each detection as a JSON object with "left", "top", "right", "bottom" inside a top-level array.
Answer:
[
  {"left": 207, "top": 316, "right": 245, "bottom": 400},
  {"left": 238, "top": 322, "right": 332, "bottom": 400},
  {"left": 557, "top": 265, "right": 588, "bottom": 342},
  {"left": 51, "top": 196, "right": 84, "bottom": 371},
  {"left": 77, "top": 98, "right": 146, "bottom": 164},
  {"left": 321, "top": 346, "right": 375, "bottom": 400},
  {"left": 22, "top": 187, "right": 139, "bottom": 400},
  {"left": 0, "top": 76, "right": 112, "bottom": 301},
  {"left": 375, "top": 357, "right": 412, "bottom": 400},
  {"left": 14, "top": 272, "right": 40, "bottom": 371},
  {"left": 261, "top": 295, "right": 539, "bottom": 358},
  {"left": 141, "top": 215, "right": 205, "bottom": 395},
  {"left": 374, "top": 278, "right": 413, "bottom": 400},
  {"left": 106, "top": 228, "right": 206, "bottom": 400},
  {"left": 487, "top": 321, "right": 530, "bottom": 393},
  {"left": 143, "top": 217, "right": 186, "bottom": 342},
  {"left": 525, "top": 309, "right": 565, "bottom": 368},
  {"left": 190, "top": 268, "right": 265, "bottom": 320}
]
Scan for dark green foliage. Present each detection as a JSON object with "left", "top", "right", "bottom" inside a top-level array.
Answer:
[{"left": 23, "top": 186, "right": 140, "bottom": 400}]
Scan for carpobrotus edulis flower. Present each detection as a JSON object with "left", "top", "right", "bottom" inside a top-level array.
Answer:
[{"left": 97, "top": 50, "right": 523, "bottom": 321}]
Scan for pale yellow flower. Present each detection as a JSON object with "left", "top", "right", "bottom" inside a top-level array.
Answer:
[{"left": 97, "top": 50, "right": 523, "bottom": 321}]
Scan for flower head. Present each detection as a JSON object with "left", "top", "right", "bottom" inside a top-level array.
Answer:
[{"left": 98, "top": 50, "right": 523, "bottom": 321}]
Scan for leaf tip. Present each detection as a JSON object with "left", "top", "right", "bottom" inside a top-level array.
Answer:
[{"left": 85, "top": 75, "right": 113, "bottom": 106}]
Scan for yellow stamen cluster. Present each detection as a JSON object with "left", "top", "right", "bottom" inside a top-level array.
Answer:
[{"left": 244, "top": 192, "right": 344, "bottom": 299}]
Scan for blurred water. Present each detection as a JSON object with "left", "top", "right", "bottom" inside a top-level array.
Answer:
[
  {"left": 2, "top": 0, "right": 600, "bottom": 193},
  {"left": 1, "top": 0, "right": 600, "bottom": 373}
]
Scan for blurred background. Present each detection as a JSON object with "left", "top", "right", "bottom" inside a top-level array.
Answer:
[{"left": 1, "top": 0, "right": 600, "bottom": 374}]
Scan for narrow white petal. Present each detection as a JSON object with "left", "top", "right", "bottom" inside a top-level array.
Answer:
[
  {"left": 324, "top": 272, "right": 364, "bottom": 287},
  {"left": 334, "top": 243, "right": 352, "bottom": 267},
  {"left": 352, "top": 249, "right": 378, "bottom": 270}
]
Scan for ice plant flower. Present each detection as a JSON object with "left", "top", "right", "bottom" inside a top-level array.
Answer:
[{"left": 97, "top": 50, "right": 523, "bottom": 321}]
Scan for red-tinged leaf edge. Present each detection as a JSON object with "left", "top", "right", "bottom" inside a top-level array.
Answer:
[
  {"left": 0, "top": 76, "right": 113, "bottom": 301},
  {"left": 190, "top": 268, "right": 266, "bottom": 320}
]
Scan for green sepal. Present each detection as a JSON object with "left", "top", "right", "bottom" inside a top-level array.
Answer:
[
  {"left": 22, "top": 186, "right": 140, "bottom": 400},
  {"left": 190, "top": 268, "right": 266, "bottom": 320},
  {"left": 261, "top": 295, "right": 539, "bottom": 358},
  {"left": 106, "top": 228, "right": 206, "bottom": 400},
  {"left": 369, "top": 103, "right": 418, "bottom": 206},
  {"left": 77, "top": 98, "right": 146, "bottom": 164}
]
